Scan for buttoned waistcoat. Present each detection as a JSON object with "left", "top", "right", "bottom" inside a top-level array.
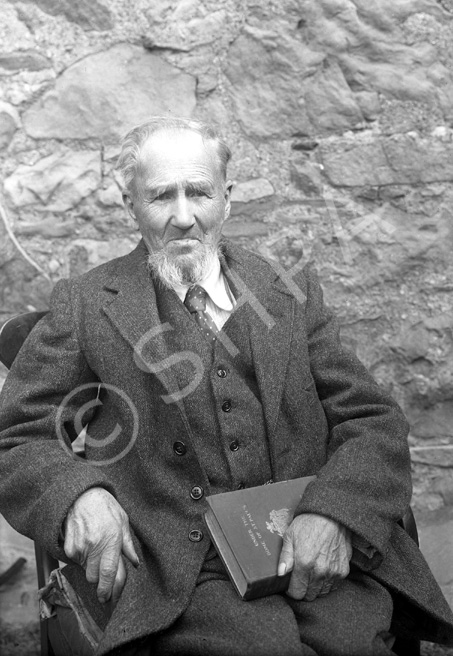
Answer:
[
  {"left": 0, "top": 239, "right": 452, "bottom": 654},
  {"left": 154, "top": 276, "right": 273, "bottom": 494}
]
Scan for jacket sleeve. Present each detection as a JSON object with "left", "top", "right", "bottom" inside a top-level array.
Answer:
[
  {"left": 0, "top": 278, "right": 117, "bottom": 560},
  {"left": 294, "top": 264, "right": 412, "bottom": 569}
]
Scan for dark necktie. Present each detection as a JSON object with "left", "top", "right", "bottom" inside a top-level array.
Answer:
[{"left": 184, "top": 285, "right": 219, "bottom": 344}]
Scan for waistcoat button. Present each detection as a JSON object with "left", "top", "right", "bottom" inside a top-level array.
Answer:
[
  {"left": 217, "top": 368, "right": 227, "bottom": 378},
  {"left": 229, "top": 440, "right": 239, "bottom": 451},
  {"left": 237, "top": 482, "right": 245, "bottom": 490},
  {"left": 222, "top": 400, "right": 232, "bottom": 412},
  {"left": 173, "top": 441, "right": 186, "bottom": 455},
  {"left": 189, "top": 529, "right": 203, "bottom": 542},
  {"left": 190, "top": 486, "right": 204, "bottom": 500}
]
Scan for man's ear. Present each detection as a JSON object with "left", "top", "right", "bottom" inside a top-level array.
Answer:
[
  {"left": 123, "top": 192, "right": 136, "bottom": 222},
  {"left": 224, "top": 180, "right": 233, "bottom": 219}
]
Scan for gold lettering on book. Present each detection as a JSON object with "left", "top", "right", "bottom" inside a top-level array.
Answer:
[
  {"left": 241, "top": 504, "right": 272, "bottom": 554},
  {"left": 260, "top": 540, "right": 271, "bottom": 555},
  {"left": 248, "top": 528, "right": 258, "bottom": 546}
]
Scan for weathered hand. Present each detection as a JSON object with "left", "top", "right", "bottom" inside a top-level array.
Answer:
[
  {"left": 277, "top": 513, "right": 352, "bottom": 601},
  {"left": 63, "top": 487, "right": 139, "bottom": 605}
]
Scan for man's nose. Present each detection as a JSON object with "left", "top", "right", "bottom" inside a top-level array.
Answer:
[{"left": 170, "top": 195, "right": 195, "bottom": 229}]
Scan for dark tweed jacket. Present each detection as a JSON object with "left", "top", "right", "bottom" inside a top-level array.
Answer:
[{"left": 0, "top": 239, "right": 452, "bottom": 654}]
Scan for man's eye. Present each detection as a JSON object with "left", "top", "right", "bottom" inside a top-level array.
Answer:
[{"left": 154, "top": 192, "right": 170, "bottom": 201}]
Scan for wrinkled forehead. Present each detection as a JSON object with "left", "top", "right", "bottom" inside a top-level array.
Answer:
[{"left": 137, "top": 128, "right": 222, "bottom": 181}]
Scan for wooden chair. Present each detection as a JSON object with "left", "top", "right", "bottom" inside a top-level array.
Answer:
[
  {"left": 0, "top": 311, "right": 59, "bottom": 655},
  {"left": 0, "top": 311, "right": 421, "bottom": 656}
]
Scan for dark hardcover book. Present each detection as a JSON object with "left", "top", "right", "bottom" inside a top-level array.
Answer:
[{"left": 204, "top": 476, "right": 316, "bottom": 601}]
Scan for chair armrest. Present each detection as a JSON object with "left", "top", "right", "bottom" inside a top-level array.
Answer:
[
  {"left": 35, "top": 542, "right": 60, "bottom": 589},
  {"left": 0, "top": 311, "right": 48, "bottom": 370}
]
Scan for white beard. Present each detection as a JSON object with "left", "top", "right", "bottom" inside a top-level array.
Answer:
[{"left": 146, "top": 240, "right": 221, "bottom": 288}]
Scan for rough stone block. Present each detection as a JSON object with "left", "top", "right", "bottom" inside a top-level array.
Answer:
[
  {"left": 0, "top": 3, "right": 35, "bottom": 55},
  {"left": 231, "top": 179, "right": 274, "bottom": 204},
  {"left": 4, "top": 149, "right": 101, "bottom": 212},
  {"left": 320, "top": 133, "right": 453, "bottom": 187},
  {"left": 0, "top": 49, "right": 51, "bottom": 73},
  {"left": 297, "top": 0, "right": 448, "bottom": 103},
  {"left": 354, "top": 91, "right": 381, "bottom": 122},
  {"left": 15, "top": 217, "right": 77, "bottom": 238},
  {"left": 411, "top": 446, "right": 453, "bottom": 467},
  {"left": 304, "top": 59, "right": 364, "bottom": 133},
  {"left": 23, "top": 44, "right": 196, "bottom": 142},
  {"left": 0, "top": 251, "right": 53, "bottom": 316},
  {"left": 290, "top": 156, "right": 323, "bottom": 195},
  {"left": 225, "top": 25, "right": 324, "bottom": 138},
  {"left": 97, "top": 184, "right": 123, "bottom": 208},
  {"left": 410, "top": 401, "right": 453, "bottom": 442},
  {"left": 384, "top": 134, "right": 453, "bottom": 184},
  {"left": 7, "top": 0, "right": 114, "bottom": 31},
  {"left": 66, "top": 238, "right": 138, "bottom": 277},
  {"left": 144, "top": 3, "right": 228, "bottom": 52},
  {"left": 320, "top": 137, "right": 395, "bottom": 187},
  {"left": 223, "top": 219, "right": 270, "bottom": 239},
  {"left": 0, "top": 102, "right": 19, "bottom": 149}
]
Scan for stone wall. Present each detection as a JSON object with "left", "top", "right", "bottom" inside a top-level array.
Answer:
[{"left": 1, "top": 0, "right": 453, "bottom": 512}]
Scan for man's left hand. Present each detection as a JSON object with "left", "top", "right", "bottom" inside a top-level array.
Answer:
[{"left": 278, "top": 513, "right": 352, "bottom": 601}]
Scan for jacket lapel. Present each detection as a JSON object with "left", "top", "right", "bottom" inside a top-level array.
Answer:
[
  {"left": 221, "top": 242, "right": 297, "bottom": 445},
  {"left": 101, "top": 241, "right": 191, "bottom": 427}
]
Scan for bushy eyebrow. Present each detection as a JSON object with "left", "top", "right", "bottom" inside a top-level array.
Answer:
[
  {"left": 145, "top": 180, "right": 215, "bottom": 198},
  {"left": 145, "top": 183, "right": 174, "bottom": 199},
  {"left": 185, "top": 181, "right": 214, "bottom": 194}
]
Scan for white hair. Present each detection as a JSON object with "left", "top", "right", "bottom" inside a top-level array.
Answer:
[{"left": 116, "top": 116, "right": 231, "bottom": 192}]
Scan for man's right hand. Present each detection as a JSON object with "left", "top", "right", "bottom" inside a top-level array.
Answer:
[{"left": 63, "top": 487, "right": 139, "bottom": 605}]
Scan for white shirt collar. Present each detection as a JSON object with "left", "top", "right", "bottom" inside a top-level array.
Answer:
[{"left": 172, "top": 256, "right": 234, "bottom": 311}]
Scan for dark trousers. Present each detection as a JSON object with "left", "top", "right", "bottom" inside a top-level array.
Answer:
[{"left": 126, "top": 554, "right": 395, "bottom": 656}]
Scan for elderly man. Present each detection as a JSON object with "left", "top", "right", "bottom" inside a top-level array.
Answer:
[{"left": 0, "top": 117, "right": 452, "bottom": 656}]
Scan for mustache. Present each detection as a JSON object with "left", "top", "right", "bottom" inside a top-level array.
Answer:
[{"left": 166, "top": 228, "right": 204, "bottom": 241}]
